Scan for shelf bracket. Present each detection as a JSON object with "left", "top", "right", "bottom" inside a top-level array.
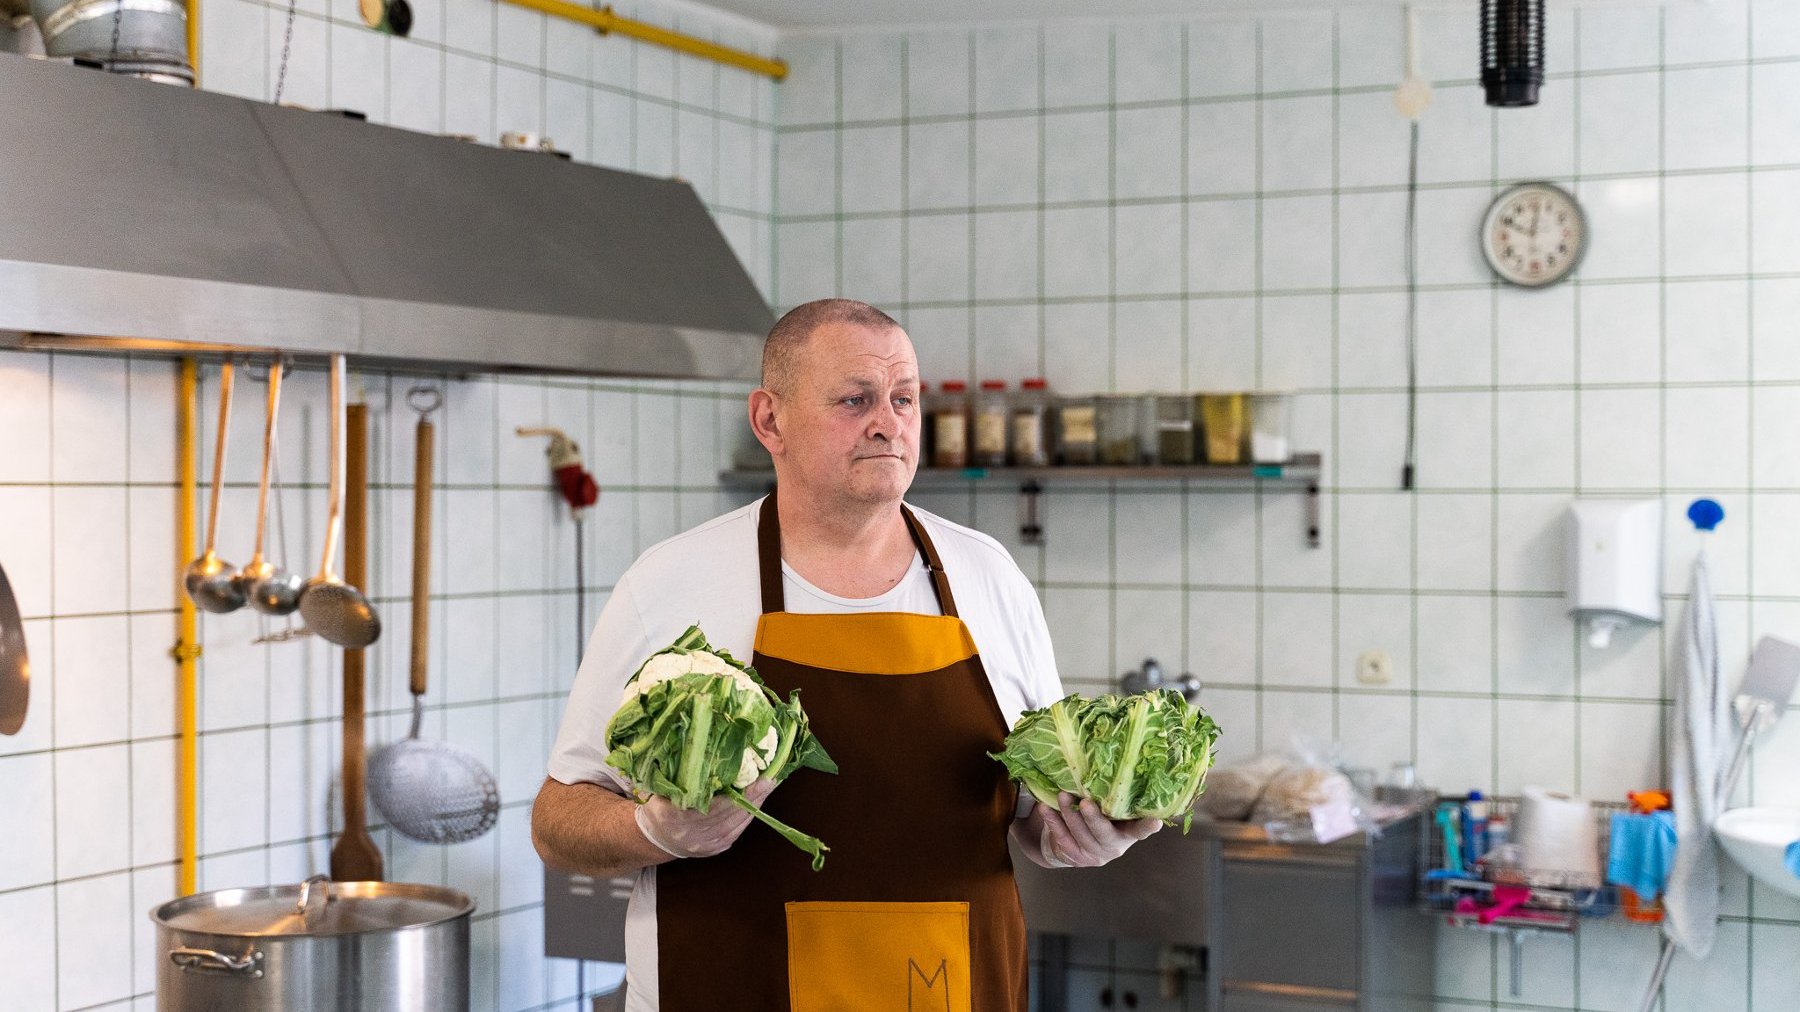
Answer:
[
  {"left": 1019, "top": 480, "right": 1045, "bottom": 546},
  {"left": 1306, "top": 481, "right": 1321, "bottom": 549},
  {"left": 1509, "top": 929, "right": 1525, "bottom": 997}
]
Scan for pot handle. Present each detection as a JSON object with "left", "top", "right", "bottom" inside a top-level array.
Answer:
[
  {"left": 170, "top": 947, "right": 264, "bottom": 978},
  {"left": 296, "top": 872, "right": 331, "bottom": 927}
]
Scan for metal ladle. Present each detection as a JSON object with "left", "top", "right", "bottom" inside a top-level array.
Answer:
[
  {"left": 0, "top": 561, "right": 30, "bottom": 736},
  {"left": 183, "top": 359, "right": 247, "bottom": 613},
  {"left": 233, "top": 358, "right": 305, "bottom": 614},
  {"left": 251, "top": 400, "right": 313, "bottom": 645},
  {"left": 298, "top": 355, "right": 381, "bottom": 648}
]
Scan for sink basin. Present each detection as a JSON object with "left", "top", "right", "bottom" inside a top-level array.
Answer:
[{"left": 1715, "top": 807, "right": 1800, "bottom": 899}]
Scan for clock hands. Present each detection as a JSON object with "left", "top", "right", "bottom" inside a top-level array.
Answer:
[{"left": 1485, "top": 184, "right": 1582, "bottom": 287}]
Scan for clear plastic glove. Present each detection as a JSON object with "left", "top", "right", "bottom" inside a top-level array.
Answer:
[
  {"left": 635, "top": 779, "right": 777, "bottom": 859},
  {"left": 1038, "top": 791, "right": 1162, "bottom": 869}
]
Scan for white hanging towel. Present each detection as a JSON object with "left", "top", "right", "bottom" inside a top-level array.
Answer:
[{"left": 1664, "top": 549, "right": 1729, "bottom": 958}]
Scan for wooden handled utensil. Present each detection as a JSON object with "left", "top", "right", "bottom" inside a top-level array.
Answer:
[
  {"left": 299, "top": 355, "right": 381, "bottom": 648},
  {"left": 330, "top": 402, "right": 384, "bottom": 882},
  {"left": 183, "top": 360, "right": 247, "bottom": 613},
  {"left": 367, "top": 387, "right": 501, "bottom": 845}
]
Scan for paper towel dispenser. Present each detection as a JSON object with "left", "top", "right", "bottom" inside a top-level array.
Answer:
[{"left": 1565, "top": 499, "right": 1663, "bottom": 649}]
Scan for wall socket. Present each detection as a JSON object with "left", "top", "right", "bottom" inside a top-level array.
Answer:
[{"left": 1356, "top": 649, "right": 1394, "bottom": 685}]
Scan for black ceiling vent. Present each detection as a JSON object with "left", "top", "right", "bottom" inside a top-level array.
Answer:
[{"left": 1482, "top": 0, "right": 1545, "bottom": 108}]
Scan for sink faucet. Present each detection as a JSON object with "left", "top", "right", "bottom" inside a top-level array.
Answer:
[
  {"left": 1119, "top": 658, "right": 1162, "bottom": 694},
  {"left": 1119, "top": 659, "right": 1202, "bottom": 702}
]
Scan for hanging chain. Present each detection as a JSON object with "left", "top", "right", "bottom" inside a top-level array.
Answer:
[
  {"left": 105, "top": 0, "right": 123, "bottom": 70},
  {"left": 272, "top": 0, "right": 299, "bottom": 104}
]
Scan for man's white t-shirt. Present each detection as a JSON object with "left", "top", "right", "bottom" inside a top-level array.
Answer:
[{"left": 545, "top": 496, "right": 1063, "bottom": 1011}]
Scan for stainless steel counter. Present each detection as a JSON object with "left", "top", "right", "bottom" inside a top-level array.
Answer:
[
  {"left": 1016, "top": 808, "right": 1434, "bottom": 1012},
  {"left": 1010, "top": 808, "right": 1423, "bottom": 947}
]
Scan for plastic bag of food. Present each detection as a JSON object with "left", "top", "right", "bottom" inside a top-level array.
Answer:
[
  {"left": 1250, "top": 764, "right": 1357, "bottom": 824},
  {"left": 1197, "top": 753, "right": 1290, "bottom": 821}
]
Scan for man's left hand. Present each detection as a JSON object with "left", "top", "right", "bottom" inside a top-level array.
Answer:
[{"left": 1037, "top": 791, "right": 1162, "bottom": 868}]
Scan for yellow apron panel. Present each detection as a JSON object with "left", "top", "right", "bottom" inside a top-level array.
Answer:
[
  {"left": 755, "top": 611, "right": 978, "bottom": 675},
  {"left": 786, "top": 901, "right": 973, "bottom": 1012}
]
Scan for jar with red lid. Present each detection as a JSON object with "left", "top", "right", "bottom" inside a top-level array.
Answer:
[
  {"left": 1010, "top": 378, "right": 1050, "bottom": 467},
  {"left": 930, "top": 381, "right": 969, "bottom": 469},
  {"left": 973, "top": 380, "right": 1009, "bottom": 468}
]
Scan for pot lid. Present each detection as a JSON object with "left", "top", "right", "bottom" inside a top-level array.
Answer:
[{"left": 153, "top": 876, "right": 473, "bottom": 937}]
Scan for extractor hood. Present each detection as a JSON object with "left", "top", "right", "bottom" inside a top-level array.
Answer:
[{"left": 0, "top": 53, "right": 772, "bottom": 380}]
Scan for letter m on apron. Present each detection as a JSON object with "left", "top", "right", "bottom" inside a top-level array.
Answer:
[{"left": 908, "top": 958, "right": 952, "bottom": 1012}]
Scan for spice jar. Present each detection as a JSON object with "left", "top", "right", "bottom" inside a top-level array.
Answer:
[
  {"left": 1010, "top": 378, "right": 1050, "bottom": 467},
  {"left": 1196, "top": 392, "right": 1246, "bottom": 465},
  {"left": 1099, "top": 395, "right": 1141, "bottom": 466},
  {"left": 930, "top": 380, "right": 969, "bottom": 469},
  {"left": 973, "top": 380, "right": 1009, "bottom": 468},
  {"left": 1137, "top": 394, "right": 1162, "bottom": 465},
  {"left": 1248, "top": 391, "right": 1295, "bottom": 464},
  {"left": 1155, "top": 395, "right": 1196, "bottom": 466},
  {"left": 1056, "top": 395, "right": 1098, "bottom": 465}
]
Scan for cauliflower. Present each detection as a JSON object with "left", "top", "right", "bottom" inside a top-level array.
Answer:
[
  {"left": 605, "top": 625, "right": 838, "bottom": 869},
  {"left": 734, "top": 725, "right": 781, "bottom": 788},
  {"left": 625, "top": 648, "right": 761, "bottom": 706}
]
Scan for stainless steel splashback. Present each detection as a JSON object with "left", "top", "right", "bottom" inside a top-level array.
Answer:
[{"left": 0, "top": 52, "right": 771, "bottom": 379}]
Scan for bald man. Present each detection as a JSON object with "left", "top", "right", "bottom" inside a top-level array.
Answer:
[{"left": 533, "top": 299, "right": 1160, "bottom": 1012}]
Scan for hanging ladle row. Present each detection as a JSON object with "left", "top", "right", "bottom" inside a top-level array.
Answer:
[{"left": 182, "top": 353, "right": 382, "bottom": 649}]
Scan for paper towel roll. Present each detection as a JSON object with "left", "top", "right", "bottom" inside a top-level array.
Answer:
[{"left": 1516, "top": 786, "right": 1601, "bottom": 889}]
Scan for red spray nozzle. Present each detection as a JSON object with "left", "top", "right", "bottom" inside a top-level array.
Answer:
[{"left": 516, "top": 426, "right": 599, "bottom": 513}]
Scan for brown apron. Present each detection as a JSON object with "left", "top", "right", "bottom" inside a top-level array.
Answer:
[{"left": 655, "top": 495, "right": 1027, "bottom": 1011}]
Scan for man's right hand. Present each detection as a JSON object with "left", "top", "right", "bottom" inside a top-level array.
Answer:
[{"left": 634, "top": 779, "right": 777, "bottom": 859}]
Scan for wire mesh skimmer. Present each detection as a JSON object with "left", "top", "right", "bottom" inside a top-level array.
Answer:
[{"left": 368, "top": 387, "right": 499, "bottom": 843}]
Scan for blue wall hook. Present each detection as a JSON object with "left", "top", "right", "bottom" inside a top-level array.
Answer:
[{"left": 1687, "top": 498, "right": 1724, "bottom": 532}]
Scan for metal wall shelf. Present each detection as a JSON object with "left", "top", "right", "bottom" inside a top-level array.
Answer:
[
  {"left": 720, "top": 452, "right": 1323, "bottom": 547},
  {"left": 1417, "top": 794, "right": 1649, "bottom": 1000}
]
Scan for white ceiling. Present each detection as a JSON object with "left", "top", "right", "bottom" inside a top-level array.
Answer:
[{"left": 689, "top": 0, "right": 1672, "bottom": 33}]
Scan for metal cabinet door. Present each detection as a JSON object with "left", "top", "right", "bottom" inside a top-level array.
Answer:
[
  {"left": 543, "top": 869, "right": 632, "bottom": 963},
  {"left": 1213, "top": 842, "right": 1362, "bottom": 997},
  {"left": 1010, "top": 827, "right": 1208, "bottom": 946}
]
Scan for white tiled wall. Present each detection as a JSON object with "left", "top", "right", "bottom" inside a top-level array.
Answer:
[
  {"left": 199, "top": 0, "right": 777, "bottom": 293},
  {"left": 0, "top": 352, "right": 757, "bottom": 1011},
  {"left": 773, "top": 2, "right": 1800, "bottom": 1009},
  {"left": 12, "top": 0, "right": 1800, "bottom": 1008},
  {"left": 0, "top": 1, "right": 771, "bottom": 1008}
]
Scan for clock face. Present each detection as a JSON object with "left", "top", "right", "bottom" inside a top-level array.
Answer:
[{"left": 1481, "top": 183, "right": 1586, "bottom": 287}]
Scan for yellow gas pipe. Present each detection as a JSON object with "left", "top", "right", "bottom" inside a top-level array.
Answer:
[
  {"left": 178, "top": 1, "right": 197, "bottom": 894},
  {"left": 186, "top": 0, "right": 197, "bottom": 84},
  {"left": 498, "top": 0, "right": 786, "bottom": 81},
  {"left": 173, "top": 359, "right": 199, "bottom": 896}
]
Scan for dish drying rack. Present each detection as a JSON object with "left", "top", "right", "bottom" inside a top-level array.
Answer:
[{"left": 1417, "top": 795, "right": 1646, "bottom": 996}]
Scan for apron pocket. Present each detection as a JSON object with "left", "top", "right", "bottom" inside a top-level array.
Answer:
[{"left": 785, "top": 900, "right": 972, "bottom": 1012}]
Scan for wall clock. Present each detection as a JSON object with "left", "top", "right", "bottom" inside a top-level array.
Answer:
[{"left": 1480, "top": 182, "right": 1586, "bottom": 287}]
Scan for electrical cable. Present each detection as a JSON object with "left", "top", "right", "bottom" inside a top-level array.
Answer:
[
  {"left": 575, "top": 492, "right": 589, "bottom": 1009},
  {"left": 576, "top": 519, "right": 585, "bottom": 663},
  {"left": 1402, "top": 120, "right": 1420, "bottom": 491}
]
